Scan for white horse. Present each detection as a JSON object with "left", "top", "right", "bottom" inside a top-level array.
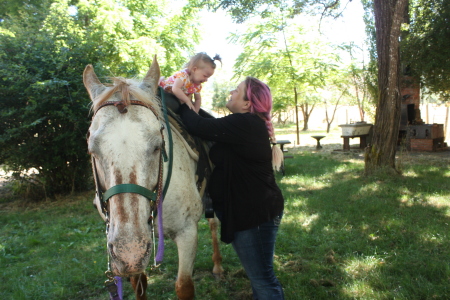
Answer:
[{"left": 84, "top": 56, "right": 223, "bottom": 300}]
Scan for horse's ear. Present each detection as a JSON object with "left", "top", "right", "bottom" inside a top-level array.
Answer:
[
  {"left": 83, "top": 64, "right": 106, "bottom": 102},
  {"left": 141, "top": 55, "right": 160, "bottom": 94}
]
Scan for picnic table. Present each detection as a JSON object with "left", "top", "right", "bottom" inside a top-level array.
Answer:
[{"left": 341, "top": 134, "right": 368, "bottom": 151}]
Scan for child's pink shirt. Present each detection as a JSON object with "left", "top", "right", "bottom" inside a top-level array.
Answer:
[{"left": 159, "top": 69, "right": 202, "bottom": 96}]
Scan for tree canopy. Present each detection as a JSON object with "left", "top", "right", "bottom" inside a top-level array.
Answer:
[
  {"left": 402, "top": 0, "right": 450, "bottom": 99},
  {"left": 0, "top": 0, "right": 201, "bottom": 197},
  {"left": 205, "top": 0, "right": 352, "bottom": 23}
]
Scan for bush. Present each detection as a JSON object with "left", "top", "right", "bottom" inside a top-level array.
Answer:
[{"left": 0, "top": 5, "right": 96, "bottom": 198}]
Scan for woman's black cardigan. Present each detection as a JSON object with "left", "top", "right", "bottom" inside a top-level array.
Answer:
[{"left": 180, "top": 105, "right": 284, "bottom": 243}]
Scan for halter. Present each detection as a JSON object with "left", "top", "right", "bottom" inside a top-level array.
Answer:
[
  {"left": 91, "top": 98, "right": 166, "bottom": 215},
  {"left": 89, "top": 87, "right": 173, "bottom": 300}
]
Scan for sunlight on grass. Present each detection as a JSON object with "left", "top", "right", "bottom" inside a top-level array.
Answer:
[
  {"left": 359, "top": 182, "right": 381, "bottom": 194},
  {"left": 2, "top": 152, "right": 450, "bottom": 299},
  {"left": 419, "top": 232, "right": 448, "bottom": 243},
  {"left": 427, "top": 194, "right": 450, "bottom": 211},
  {"left": 403, "top": 169, "right": 420, "bottom": 177},
  {"left": 341, "top": 256, "right": 391, "bottom": 299},
  {"left": 344, "top": 256, "right": 383, "bottom": 280},
  {"left": 300, "top": 213, "right": 319, "bottom": 229},
  {"left": 342, "top": 281, "right": 384, "bottom": 299}
]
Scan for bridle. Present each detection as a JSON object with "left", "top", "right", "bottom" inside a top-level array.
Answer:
[
  {"left": 91, "top": 98, "right": 167, "bottom": 214},
  {"left": 89, "top": 87, "right": 173, "bottom": 299},
  {"left": 90, "top": 87, "right": 173, "bottom": 224},
  {"left": 91, "top": 99, "right": 166, "bottom": 218}
]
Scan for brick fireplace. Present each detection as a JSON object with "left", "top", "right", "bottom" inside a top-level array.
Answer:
[{"left": 400, "top": 76, "right": 447, "bottom": 151}]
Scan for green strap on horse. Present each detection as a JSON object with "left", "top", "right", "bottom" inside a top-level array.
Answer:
[
  {"left": 100, "top": 87, "right": 174, "bottom": 205},
  {"left": 159, "top": 86, "right": 173, "bottom": 198}
]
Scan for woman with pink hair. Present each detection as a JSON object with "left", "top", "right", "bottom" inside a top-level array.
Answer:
[{"left": 180, "top": 76, "right": 285, "bottom": 299}]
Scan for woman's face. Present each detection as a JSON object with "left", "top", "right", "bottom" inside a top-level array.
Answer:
[{"left": 226, "top": 81, "right": 251, "bottom": 114}]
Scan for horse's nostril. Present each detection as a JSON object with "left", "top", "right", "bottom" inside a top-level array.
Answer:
[
  {"left": 145, "top": 242, "right": 151, "bottom": 256},
  {"left": 108, "top": 243, "right": 118, "bottom": 260}
]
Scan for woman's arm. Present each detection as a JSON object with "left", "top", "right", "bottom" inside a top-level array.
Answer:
[{"left": 180, "top": 104, "right": 253, "bottom": 144}]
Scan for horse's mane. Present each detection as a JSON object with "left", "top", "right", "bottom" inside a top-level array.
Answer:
[{"left": 93, "top": 77, "right": 161, "bottom": 116}]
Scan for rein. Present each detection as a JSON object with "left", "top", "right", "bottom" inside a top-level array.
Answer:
[{"left": 90, "top": 88, "right": 173, "bottom": 300}]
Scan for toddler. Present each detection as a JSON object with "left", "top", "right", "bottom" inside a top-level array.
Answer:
[{"left": 159, "top": 52, "right": 221, "bottom": 112}]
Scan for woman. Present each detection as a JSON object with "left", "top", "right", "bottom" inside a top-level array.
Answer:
[{"left": 179, "top": 76, "right": 285, "bottom": 300}]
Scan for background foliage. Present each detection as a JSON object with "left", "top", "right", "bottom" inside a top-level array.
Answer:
[
  {"left": 0, "top": 0, "right": 200, "bottom": 198},
  {"left": 401, "top": 0, "right": 450, "bottom": 99},
  {"left": 2, "top": 0, "right": 450, "bottom": 197}
]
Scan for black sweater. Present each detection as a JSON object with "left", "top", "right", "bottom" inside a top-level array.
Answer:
[{"left": 180, "top": 105, "right": 284, "bottom": 243}]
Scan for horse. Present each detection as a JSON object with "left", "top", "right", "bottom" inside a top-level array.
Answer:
[{"left": 83, "top": 56, "right": 223, "bottom": 300}]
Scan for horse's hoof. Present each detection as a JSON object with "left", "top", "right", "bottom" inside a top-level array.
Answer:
[{"left": 212, "top": 272, "right": 224, "bottom": 281}]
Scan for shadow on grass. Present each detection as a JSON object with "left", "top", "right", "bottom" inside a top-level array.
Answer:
[
  {"left": 1, "top": 151, "right": 449, "bottom": 300},
  {"left": 276, "top": 151, "right": 450, "bottom": 299}
]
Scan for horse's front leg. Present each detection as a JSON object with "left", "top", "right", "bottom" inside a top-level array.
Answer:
[
  {"left": 208, "top": 217, "right": 224, "bottom": 279},
  {"left": 130, "top": 273, "right": 148, "bottom": 300},
  {"left": 174, "top": 227, "right": 197, "bottom": 300}
]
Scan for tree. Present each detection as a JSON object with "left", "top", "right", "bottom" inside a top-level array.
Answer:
[
  {"left": 207, "top": 0, "right": 409, "bottom": 173},
  {"left": 0, "top": 0, "right": 200, "bottom": 198},
  {"left": 230, "top": 14, "right": 339, "bottom": 143},
  {"left": 211, "top": 80, "right": 234, "bottom": 115},
  {"left": 342, "top": 42, "right": 374, "bottom": 122},
  {"left": 321, "top": 69, "right": 351, "bottom": 133},
  {"left": 401, "top": 0, "right": 450, "bottom": 100},
  {"left": 205, "top": 0, "right": 350, "bottom": 23},
  {"left": 364, "top": 0, "right": 408, "bottom": 174}
]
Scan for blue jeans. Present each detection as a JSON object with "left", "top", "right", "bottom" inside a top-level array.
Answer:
[{"left": 232, "top": 215, "right": 285, "bottom": 300}]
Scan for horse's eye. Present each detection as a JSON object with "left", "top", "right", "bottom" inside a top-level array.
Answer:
[{"left": 154, "top": 145, "right": 161, "bottom": 152}]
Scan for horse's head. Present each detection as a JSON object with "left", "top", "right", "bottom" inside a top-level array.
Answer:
[{"left": 84, "top": 56, "right": 162, "bottom": 276}]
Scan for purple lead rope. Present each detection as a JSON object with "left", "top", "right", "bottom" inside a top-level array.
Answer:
[
  {"left": 108, "top": 196, "right": 164, "bottom": 300},
  {"left": 107, "top": 276, "right": 123, "bottom": 300},
  {"left": 155, "top": 194, "right": 164, "bottom": 264}
]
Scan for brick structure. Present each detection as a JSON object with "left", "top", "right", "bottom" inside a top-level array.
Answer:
[
  {"left": 408, "top": 124, "right": 446, "bottom": 151},
  {"left": 400, "top": 76, "right": 423, "bottom": 124},
  {"left": 400, "top": 76, "right": 447, "bottom": 151},
  {"left": 401, "top": 76, "right": 420, "bottom": 108},
  {"left": 410, "top": 137, "right": 446, "bottom": 152}
]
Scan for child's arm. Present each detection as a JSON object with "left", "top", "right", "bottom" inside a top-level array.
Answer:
[
  {"left": 193, "top": 93, "right": 201, "bottom": 113},
  {"left": 172, "top": 78, "right": 195, "bottom": 110}
]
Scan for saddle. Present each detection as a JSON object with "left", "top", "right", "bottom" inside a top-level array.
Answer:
[{"left": 159, "top": 90, "right": 214, "bottom": 218}]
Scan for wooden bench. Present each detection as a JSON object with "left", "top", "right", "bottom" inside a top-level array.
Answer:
[
  {"left": 341, "top": 134, "right": 368, "bottom": 151},
  {"left": 272, "top": 140, "right": 292, "bottom": 175}
]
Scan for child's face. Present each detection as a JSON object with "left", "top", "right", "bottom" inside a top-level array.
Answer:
[{"left": 190, "top": 64, "right": 214, "bottom": 85}]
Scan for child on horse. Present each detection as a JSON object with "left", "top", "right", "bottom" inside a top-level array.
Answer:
[{"left": 159, "top": 52, "right": 221, "bottom": 113}]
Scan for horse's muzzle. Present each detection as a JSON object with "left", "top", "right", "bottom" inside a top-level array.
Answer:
[{"left": 108, "top": 241, "right": 152, "bottom": 276}]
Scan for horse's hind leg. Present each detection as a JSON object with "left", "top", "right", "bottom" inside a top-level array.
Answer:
[
  {"left": 208, "top": 217, "right": 224, "bottom": 279},
  {"left": 130, "top": 273, "right": 148, "bottom": 300},
  {"left": 174, "top": 228, "right": 197, "bottom": 300}
]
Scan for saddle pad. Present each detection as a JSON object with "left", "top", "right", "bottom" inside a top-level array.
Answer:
[{"left": 166, "top": 109, "right": 213, "bottom": 199}]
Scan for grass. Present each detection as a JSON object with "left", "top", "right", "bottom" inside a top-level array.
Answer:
[{"left": 1, "top": 146, "right": 450, "bottom": 299}]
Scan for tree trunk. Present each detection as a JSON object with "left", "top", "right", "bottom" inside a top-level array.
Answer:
[
  {"left": 302, "top": 106, "right": 309, "bottom": 131},
  {"left": 301, "top": 102, "right": 315, "bottom": 131},
  {"left": 365, "top": 0, "right": 408, "bottom": 175},
  {"left": 294, "top": 87, "right": 300, "bottom": 145}
]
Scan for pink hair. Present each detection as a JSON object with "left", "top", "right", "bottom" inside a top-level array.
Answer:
[
  {"left": 244, "top": 77, "right": 284, "bottom": 171},
  {"left": 244, "top": 77, "right": 275, "bottom": 142}
]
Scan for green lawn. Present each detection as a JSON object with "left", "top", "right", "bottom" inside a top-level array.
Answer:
[{"left": 1, "top": 149, "right": 450, "bottom": 299}]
